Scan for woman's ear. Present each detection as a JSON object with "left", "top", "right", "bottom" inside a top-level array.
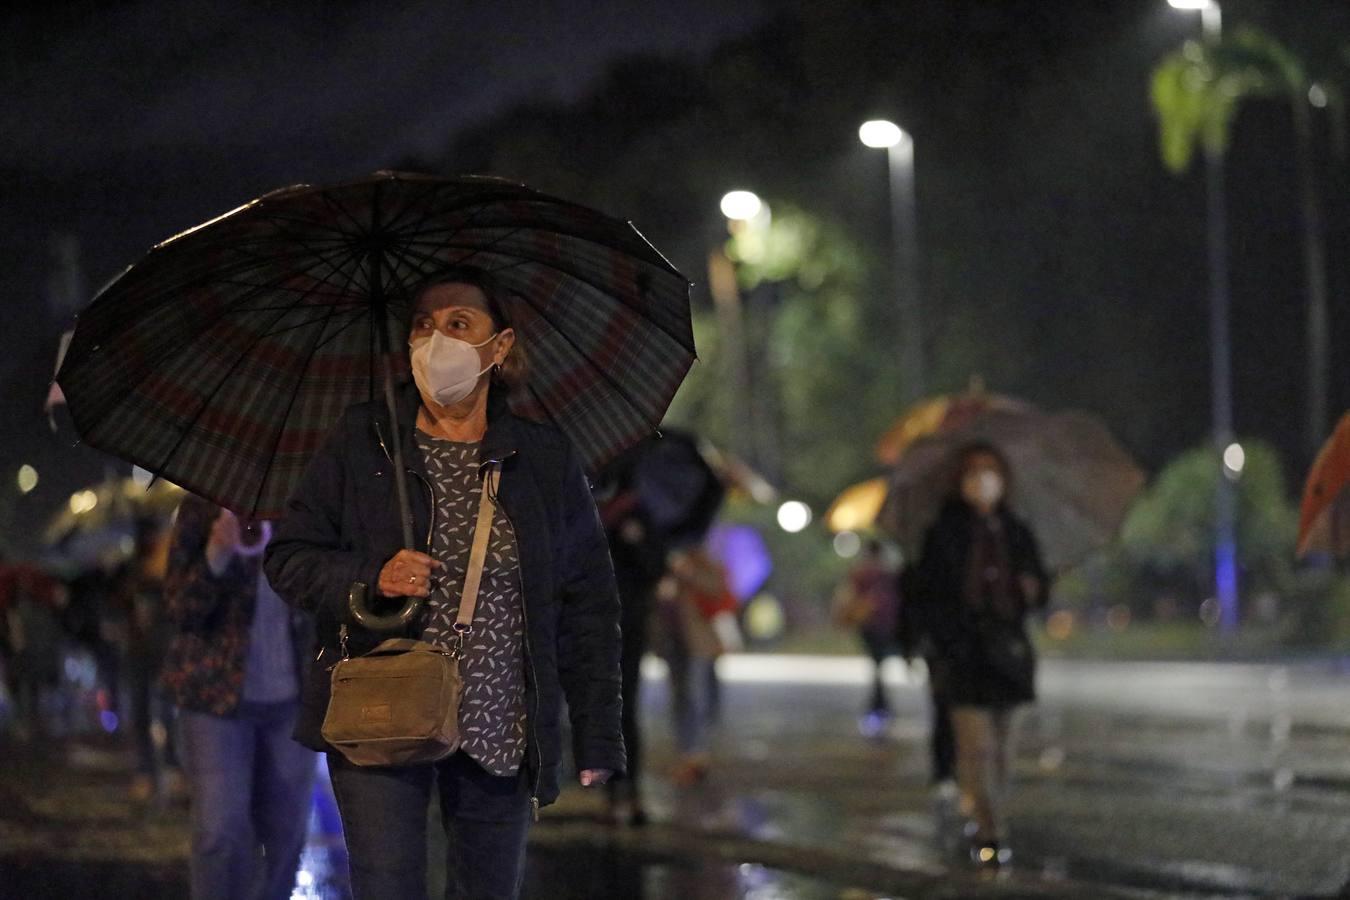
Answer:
[{"left": 495, "top": 328, "right": 516, "bottom": 365}]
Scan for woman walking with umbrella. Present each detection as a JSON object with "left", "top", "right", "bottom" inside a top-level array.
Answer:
[
  {"left": 908, "top": 443, "right": 1048, "bottom": 869},
  {"left": 266, "top": 269, "right": 624, "bottom": 897},
  {"left": 57, "top": 173, "right": 695, "bottom": 899}
]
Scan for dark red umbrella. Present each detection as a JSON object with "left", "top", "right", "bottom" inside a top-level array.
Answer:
[
  {"left": 57, "top": 172, "right": 694, "bottom": 524},
  {"left": 58, "top": 172, "right": 693, "bottom": 630}
]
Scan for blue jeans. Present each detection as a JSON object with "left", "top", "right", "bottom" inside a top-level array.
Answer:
[
  {"left": 328, "top": 750, "right": 531, "bottom": 900},
  {"left": 178, "top": 701, "right": 316, "bottom": 900},
  {"left": 667, "top": 654, "right": 715, "bottom": 756}
]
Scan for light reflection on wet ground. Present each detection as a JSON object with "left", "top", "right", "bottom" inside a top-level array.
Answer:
[{"left": 5, "top": 658, "right": 1350, "bottom": 898}]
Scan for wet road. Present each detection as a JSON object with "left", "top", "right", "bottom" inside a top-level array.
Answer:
[
  {"left": 3, "top": 656, "right": 1350, "bottom": 898},
  {"left": 540, "top": 655, "right": 1350, "bottom": 898}
]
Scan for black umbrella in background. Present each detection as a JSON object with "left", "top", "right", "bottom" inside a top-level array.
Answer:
[{"left": 634, "top": 429, "right": 726, "bottom": 547}]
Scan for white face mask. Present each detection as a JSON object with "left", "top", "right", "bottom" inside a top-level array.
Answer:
[
  {"left": 409, "top": 330, "right": 499, "bottom": 407},
  {"left": 961, "top": 469, "right": 1005, "bottom": 509}
]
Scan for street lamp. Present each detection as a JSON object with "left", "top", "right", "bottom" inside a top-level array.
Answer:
[
  {"left": 859, "top": 119, "right": 925, "bottom": 405},
  {"left": 720, "top": 190, "right": 763, "bottom": 222},
  {"left": 712, "top": 191, "right": 763, "bottom": 475},
  {"left": 1166, "top": 0, "right": 1221, "bottom": 37},
  {"left": 1168, "top": 0, "right": 1237, "bottom": 633}
]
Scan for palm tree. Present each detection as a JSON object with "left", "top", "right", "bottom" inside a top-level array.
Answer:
[{"left": 1151, "top": 25, "right": 1334, "bottom": 461}]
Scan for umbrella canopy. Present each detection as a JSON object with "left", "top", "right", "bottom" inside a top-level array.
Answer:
[
  {"left": 634, "top": 429, "right": 726, "bottom": 546},
  {"left": 879, "top": 406, "right": 1145, "bottom": 571},
  {"left": 824, "top": 477, "right": 889, "bottom": 533},
  {"left": 873, "top": 383, "right": 1029, "bottom": 466},
  {"left": 1296, "top": 412, "right": 1350, "bottom": 559},
  {"left": 57, "top": 172, "right": 694, "bottom": 519},
  {"left": 42, "top": 476, "right": 183, "bottom": 572}
]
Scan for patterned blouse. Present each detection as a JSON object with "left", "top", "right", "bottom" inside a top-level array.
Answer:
[{"left": 416, "top": 432, "right": 527, "bottom": 778}]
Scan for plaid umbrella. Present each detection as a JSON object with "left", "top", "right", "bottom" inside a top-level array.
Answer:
[{"left": 57, "top": 172, "right": 694, "bottom": 526}]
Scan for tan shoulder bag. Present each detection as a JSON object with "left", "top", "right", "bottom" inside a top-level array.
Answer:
[{"left": 321, "top": 464, "right": 500, "bottom": 767}]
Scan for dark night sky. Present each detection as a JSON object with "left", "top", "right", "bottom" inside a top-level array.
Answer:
[
  {"left": 0, "top": 0, "right": 1345, "bottom": 560},
  {"left": 0, "top": 0, "right": 769, "bottom": 555}
]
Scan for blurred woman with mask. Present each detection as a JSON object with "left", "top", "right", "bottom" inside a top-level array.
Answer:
[{"left": 909, "top": 443, "right": 1047, "bottom": 869}]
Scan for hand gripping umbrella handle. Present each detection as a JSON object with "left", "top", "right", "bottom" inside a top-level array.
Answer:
[{"left": 346, "top": 582, "right": 424, "bottom": 633}]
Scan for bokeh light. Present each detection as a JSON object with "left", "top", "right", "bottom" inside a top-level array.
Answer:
[{"left": 776, "top": 500, "right": 812, "bottom": 533}]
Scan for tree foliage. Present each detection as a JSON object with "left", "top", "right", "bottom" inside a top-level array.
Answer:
[
  {"left": 1151, "top": 26, "right": 1308, "bottom": 172},
  {"left": 1119, "top": 440, "right": 1296, "bottom": 602}
]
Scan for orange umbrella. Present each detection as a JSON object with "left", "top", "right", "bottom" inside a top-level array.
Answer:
[
  {"left": 824, "top": 477, "right": 889, "bottom": 533},
  {"left": 873, "top": 380, "right": 1030, "bottom": 466},
  {"left": 1296, "top": 412, "right": 1350, "bottom": 559}
]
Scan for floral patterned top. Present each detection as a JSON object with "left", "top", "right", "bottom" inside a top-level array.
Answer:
[{"left": 416, "top": 432, "right": 527, "bottom": 778}]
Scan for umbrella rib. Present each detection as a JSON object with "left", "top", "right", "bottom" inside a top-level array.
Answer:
[
  {"left": 392, "top": 205, "right": 682, "bottom": 276},
  {"left": 382, "top": 223, "right": 531, "bottom": 284},
  {"left": 248, "top": 254, "right": 364, "bottom": 515},
  {"left": 387, "top": 189, "right": 683, "bottom": 275},
  {"left": 506, "top": 283, "right": 666, "bottom": 431},
  {"left": 313, "top": 306, "right": 374, "bottom": 352},
  {"left": 69, "top": 237, "right": 371, "bottom": 436},
  {"left": 393, "top": 236, "right": 694, "bottom": 355},
  {"left": 148, "top": 285, "right": 325, "bottom": 491},
  {"left": 377, "top": 178, "right": 465, "bottom": 239}
]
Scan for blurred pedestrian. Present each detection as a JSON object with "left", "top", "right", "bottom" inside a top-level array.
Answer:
[
  {"left": 162, "top": 497, "right": 316, "bottom": 900},
  {"left": 908, "top": 443, "right": 1048, "bottom": 868},
  {"left": 2, "top": 565, "right": 65, "bottom": 740},
  {"left": 598, "top": 466, "right": 669, "bottom": 826},
  {"left": 111, "top": 516, "right": 178, "bottom": 802},
  {"left": 897, "top": 563, "right": 956, "bottom": 792},
  {"left": 652, "top": 545, "right": 740, "bottom": 786},
  {"left": 832, "top": 539, "right": 901, "bottom": 736},
  {"left": 264, "top": 272, "right": 625, "bottom": 900}
]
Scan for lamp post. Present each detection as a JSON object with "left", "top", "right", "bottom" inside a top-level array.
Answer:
[
  {"left": 1169, "top": 0, "right": 1238, "bottom": 633},
  {"left": 712, "top": 191, "right": 762, "bottom": 472},
  {"left": 859, "top": 119, "right": 925, "bottom": 406}
]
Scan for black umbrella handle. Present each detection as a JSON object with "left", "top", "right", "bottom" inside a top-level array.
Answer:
[{"left": 347, "top": 582, "right": 424, "bottom": 633}]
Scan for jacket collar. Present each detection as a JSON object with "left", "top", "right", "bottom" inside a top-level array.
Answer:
[{"left": 375, "top": 381, "right": 521, "bottom": 473}]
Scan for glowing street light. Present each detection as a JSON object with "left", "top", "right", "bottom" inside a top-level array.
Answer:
[
  {"left": 719, "top": 190, "right": 763, "bottom": 222},
  {"left": 1223, "top": 442, "right": 1245, "bottom": 479},
  {"left": 858, "top": 119, "right": 904, "bottom": 149},
  {"left": 1167, "top": 0, "right": 1221, "bottom": 38}
]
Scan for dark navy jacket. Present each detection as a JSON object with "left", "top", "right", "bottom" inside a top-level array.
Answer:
[{"left": 264, "top": 382, "right": 626, "bottom": 807}]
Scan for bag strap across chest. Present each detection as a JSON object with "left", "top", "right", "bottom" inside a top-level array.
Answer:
[{"left": 448, "top": 462, "right": 500, "bottom": 657}]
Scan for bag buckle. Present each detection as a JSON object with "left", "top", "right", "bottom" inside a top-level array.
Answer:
[{"left": 450, "top": 622, "right": 472, "bottom": 659}]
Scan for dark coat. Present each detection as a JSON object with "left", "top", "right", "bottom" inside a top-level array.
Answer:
[
  {"left": 903, "top": 499, "right": 1048, "bottom": 707},
  {"left": 263, "top": 382, "right": 626, "bottom": 808},
  {"left": 161, "top": 494, "right": 313, "bottom": 716}
]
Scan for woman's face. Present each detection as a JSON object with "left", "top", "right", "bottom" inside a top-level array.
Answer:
[
  {"left": 960, "top": 451, "right": 1006, "bottom": 511},
  {"left": 411, "top": 282, "right": 514, "bottom": 367}
]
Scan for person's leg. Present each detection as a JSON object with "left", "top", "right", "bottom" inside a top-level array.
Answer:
[
  {"left": 250, "top": 703, "right": 317, "bottom": 900},
  {"left": 989, "top": 706, "right": 1021, "bottom": 832},
  {"left": 861, "top": 632, "right": 889, "bottom": 714},
  {"left": 178, "top": 709, "right": 259, "bottom": 900},
  {"left": 950, "top": 706, "right": 998, "bottom": 843},
  {"left": 439, "top": 753, "right": 532, "bottom": 900},
  {"left": 666, "top": 649, "right": 694, "bottom": 756},
  {"left": 929, "top": 682, "right": 956, "bottom": 784},
  {"left": 327, "top": 751, "right": 434, "bottom": 899},
  {"left": 126, "top": 649, "right": 156, "bottom": 796}
]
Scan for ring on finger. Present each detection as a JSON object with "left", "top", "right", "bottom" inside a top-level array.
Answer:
[{"left": 408, "top": 574, "right": 417, "bottom": 584}]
